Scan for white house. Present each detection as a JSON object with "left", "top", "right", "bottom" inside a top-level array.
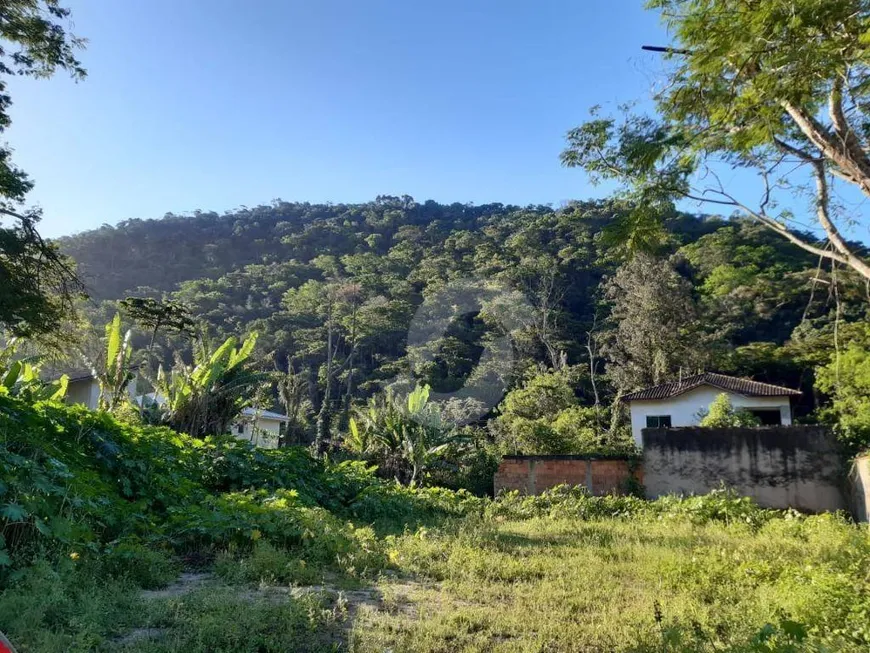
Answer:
[
  {"left": 66, "top": 381, "right": 290, "bottom": 449},
  {"left": 134, "top": 392, "right": 290, "bottom": 449},
  {"left": 623, "top": 373, "right": 801, "bottom": 448},
  {"left": 66, "top": 373, "right": 102, "bottom": 409},
  {"left": 231, "top": 407, "right": 290, "bottom": 449},
  {"left": 65, "top": 372, "right": 137, "bottom": 409}
]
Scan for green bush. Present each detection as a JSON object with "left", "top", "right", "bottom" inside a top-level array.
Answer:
[
  {"left": 214, "top": 542, "right": 321, "bottom": 585},
  {"left": 95, "top": 542, "right": 180, "bottom": 590},
  {"left": 488, "top": 484, "right": 776, "bottom": 527},
  {"left": 815, "top": 328, "right": 870, "bottom": 453},
  {"left": 0, "top": 395, "right": 483, "bottom": 576},
  {"left": 698, "top": 393, "right": 761, "bottom": 428}
]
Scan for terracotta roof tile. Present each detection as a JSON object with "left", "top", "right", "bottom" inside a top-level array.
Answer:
[{"left": 622, "top": 372, "right": 801, "bottom": 402}]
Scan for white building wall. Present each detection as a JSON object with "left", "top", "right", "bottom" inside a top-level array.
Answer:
[
  {"left": 628, "top": 386, "right": 792, "bottom": 448},
  {"left": 232, "top": 417, "right": 283, "bottom": 449},
  {"left": 66, "top": 378, "right": 101, "bottom": 410}
]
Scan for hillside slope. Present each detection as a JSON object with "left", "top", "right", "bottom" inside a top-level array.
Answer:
[{"left": 56, "top": 197, "right": 865, "bottom": 431}]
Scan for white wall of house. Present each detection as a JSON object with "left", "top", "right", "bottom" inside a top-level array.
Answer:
[
  {"left": 628, "top": 385, "right": 793, "bottom": 448},
  {"left": 232, "top": 417, "right": 283, "bottom": 449},
  {"left": 66, "top": 378, "right": 140, "bottom": 411},
  {"left": 66, "top": 378, "right": 101, "bottom": 410}
]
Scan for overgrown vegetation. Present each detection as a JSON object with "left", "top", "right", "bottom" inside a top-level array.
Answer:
[
  {"left": 0, "top": 399, "right": 867, "bottom": 653},
  {"left": 4, "top": 1, "right": 870, "bottom": 650}
]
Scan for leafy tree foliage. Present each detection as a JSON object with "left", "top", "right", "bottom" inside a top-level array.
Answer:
[
  {"left": 0, "top": 1, "right": 86, "bottom": 338},
  {"left": 490, "top": 369, "right": 634, "bottom": 455},
  {"left": 698, "top": 393, "right": 761, "bottom": 428},
  {"left": 562, "top": 0, "right": 870, "bottom": 280},
  {"left": 0, "top": 338, "right": 67, "bottom": 401},
  {"left": 149, "top": 333, "right": 262, "bottom": 438},
  {"left": 348, "top": 384, "right": 459, "bottom": 484},
  {"left": 119, "top": 297, "right": 197, "bottom": 349},
  {"left": 94, "top": 313, "right": 135, "bottom": 412},
  {"left": 56, "top": 197, "right": 870, "bottom": 448},
  {"left": 815, "top": 325, "right": 870, "bottom": 453},
  {"left": 602, "top": 253, "right": 706, "bottom": 393}
]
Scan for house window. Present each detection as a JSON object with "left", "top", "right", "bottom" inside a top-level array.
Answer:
[
  {"left": 237, "top": 423, "right": 245, "bottom": 434},
  {"left": 747, "top": 409, "right": 782, "bottom": 426},
  {"left": 646, "top": 415, "right": 672, "bottom": 429}
]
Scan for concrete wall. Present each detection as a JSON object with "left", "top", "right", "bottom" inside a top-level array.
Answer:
[
  {"left": 850, "top": 455, "right": 870, "bottom": 523},
  {"left": 642, "top": 426, "right": 846, "bottom": 513},
  {"left": 494, "top": 456, "right": 641, "bottom": 495},
  {"left": 629, "top": 386, "right": 792, "bottom": 448}
]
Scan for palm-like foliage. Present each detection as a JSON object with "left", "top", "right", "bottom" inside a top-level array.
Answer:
[
  {"left": 152, "top": 332, "right": 262, "bottom": 437},
  {"left": 348, "top": 384, "right": 460, "bottom": 484},
  {"left": 0, "top": 338, "right": 68, "bottom": 402},
  {"left": 95, "top": 312, "right": 135, "bottom": 411}
]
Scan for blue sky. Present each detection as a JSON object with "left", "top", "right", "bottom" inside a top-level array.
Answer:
[{"left": 10, "top": 1, "right": 674, "bottom": 238}]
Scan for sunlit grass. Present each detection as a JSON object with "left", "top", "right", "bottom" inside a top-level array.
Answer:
[{"left": 351, "top": 514, "right": 870, "bottom": 652}]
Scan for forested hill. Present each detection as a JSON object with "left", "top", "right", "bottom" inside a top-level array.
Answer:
[
  {"left": 56, "top": 197, "right": 868, "bottom": 419},
  {"left": 58, "top": 197, "right": 719, "bottom": 301}
]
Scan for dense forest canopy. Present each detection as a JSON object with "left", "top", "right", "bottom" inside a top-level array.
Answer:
[{"left": 55, "top": 197, "right": 869, "bottom": 447}]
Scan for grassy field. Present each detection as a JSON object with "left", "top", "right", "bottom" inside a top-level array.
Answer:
[
  {"left": 349, "top": 513, "right": 870, "bottom": 652},
  {"left": 3, "top": 498, "right": 868, "bottom": 653}
]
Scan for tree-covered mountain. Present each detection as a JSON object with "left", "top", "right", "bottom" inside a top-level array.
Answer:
[{"left": 57, "top": 197, "right": 869, "bottom": 440}]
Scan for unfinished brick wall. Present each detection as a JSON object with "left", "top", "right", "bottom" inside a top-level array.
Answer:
[{"left": 494, "top": 456, "right": 641, "bottom": 495}]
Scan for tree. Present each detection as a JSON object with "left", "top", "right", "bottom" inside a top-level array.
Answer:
[
  {"left": 120, "top": 297, "right": 197, "bottom": 350},
  {"left": 347, "top": 384, "right": 458, "bottom": 484},
  {"left": 698, "top": 393, "right": 761, "bottom": 428},
  {"left": 0, "top": 338, "right": 67, "bottom": 401},
  {"left": 275, "top": 359, "right": 312, "bottom": 445},
  {"left": 151, "top": 333, "right": 262, "bottom": 438},
  {"left": 283, "top": 279, "right": 363, "bottom": 454},
  {"left": 0, "top": 1, "right": 86, "bottom": 337},
  {"left": 602, "top": 254, "right": 706, "bottom": 393},
  {"left": 561, "top": 0, "right": 870, "bottom": 282},
  {"left": 94, "top": 313, "right": 135, "bottom": 412},
  {"left": 815, "top": 324, "right": 870, "bottom": 453}
]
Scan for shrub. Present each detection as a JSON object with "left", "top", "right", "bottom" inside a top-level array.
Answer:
[
  {"left": 214, "top": 542, "right": 321, "bottom": 585},
  {"left": 95, "top": 541, "right": 179, "bottom": 589},
  {"left": 698, "top": 393, "right": 761, "bottom": 428}
]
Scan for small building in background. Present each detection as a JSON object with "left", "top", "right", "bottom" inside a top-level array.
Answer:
[
  {"left": 231, "top": 407, "right": 290, "bottom": 449},
  {"left": 64, "top": 370, "right": 138, "bottom": 410},
  {"left": 66, "top": 372, "right": 102, "bottom": 410},
  {"left": 623, "top": 373, "right": 801, "bottom": 448},
  {"left": 65, "top": 382, "right": 290, "bottom": 449}
]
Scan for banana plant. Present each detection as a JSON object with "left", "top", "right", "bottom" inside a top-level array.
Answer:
[
  {"left": 151, "top": 332, "right": 261, "bottom": 438},
  {"left": 348, "top": 384, "right": 461, "bottom": 484},
  {"left": 96, "top": 313, "right": 136, "bottom": 411},
  {"left": 0, "top": 339, "right": 68, "bottom": 402}
]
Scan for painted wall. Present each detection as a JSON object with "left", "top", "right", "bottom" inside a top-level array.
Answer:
[
  {"left": 850, "top": 455, "right": 870, "bottom": 523},
  {"left": 494, "top": 456, "right": 641, "bottom": 496},
  {"left": 642, "top": 426, "right": 845, "bottom": 513},
  {"left": 232, "top": 417, "right": 283, "bottom": 449},
  {"left": 66, "top": 378, "right": 100, "bottom": 410},
  {"left": 628, "top": 386, "right": 792, "bottom": 448}
]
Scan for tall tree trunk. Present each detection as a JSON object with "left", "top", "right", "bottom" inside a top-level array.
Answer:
[
  {"left": 341, "top": 300, "right": 358, "bottom": 429},
  {"left": 314, "top": 309, "right": 334, "bottom": 456}
]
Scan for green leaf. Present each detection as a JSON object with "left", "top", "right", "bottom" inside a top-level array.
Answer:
[
  {"left": 2, "top": 361, "right": 21, "bottom": 389},
  {"left": 1, "top": 503, "right": 29, "bottom": 522},
  {"left": 105, "top": 312, "right": 122, "bottom": 370},
  {"left": 49, "top": 374, "right": 69, "bottom": 401}
]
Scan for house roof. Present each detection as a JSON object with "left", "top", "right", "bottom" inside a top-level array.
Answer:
[
  {"left": 622, "top": 373, "right": 801, "bottom": 402},
  {"left": 241, "top": 407, "right": 290, "bottom": 422}
]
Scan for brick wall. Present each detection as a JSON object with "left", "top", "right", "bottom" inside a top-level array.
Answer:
[{"left": 494, "top": 456, "right": 641, "bottom": 495}]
